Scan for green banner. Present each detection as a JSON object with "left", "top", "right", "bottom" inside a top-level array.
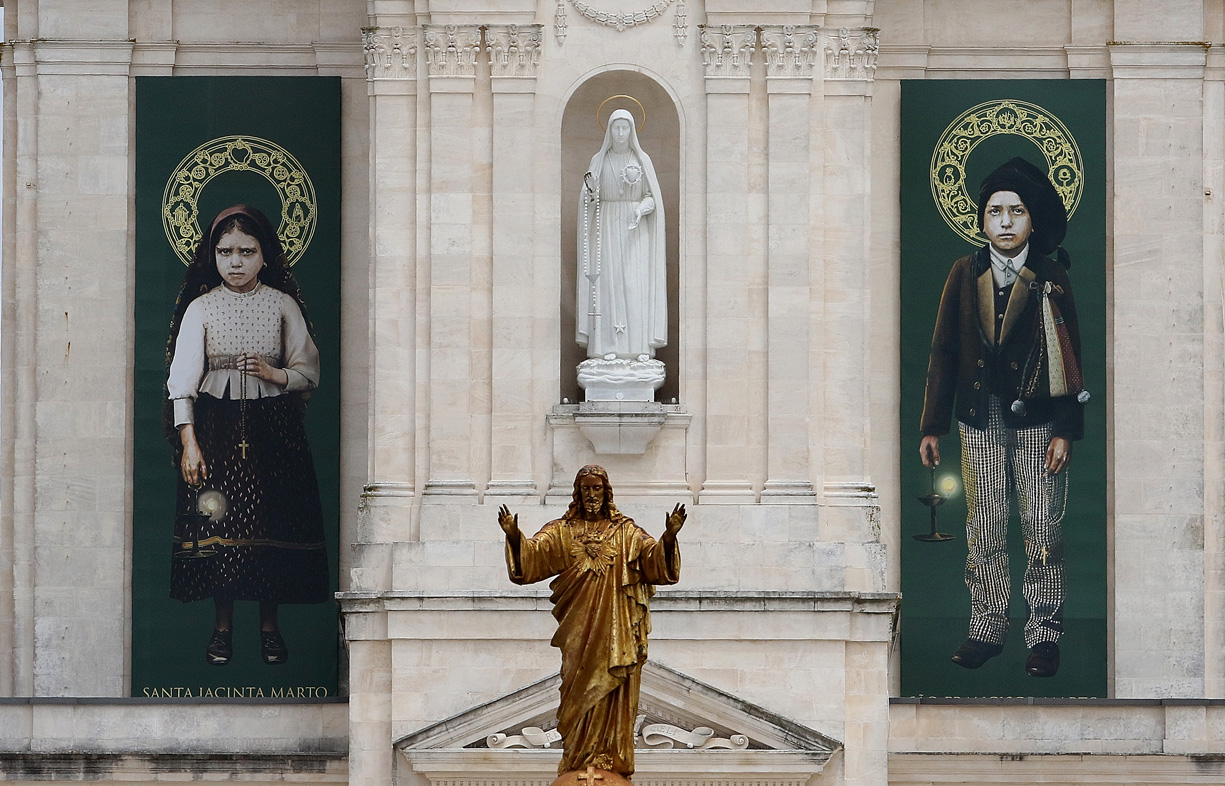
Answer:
[
  {"left": 899, "top": 80, "right": 1106, "bottom": 697},
  {"left": 133, "top": 77, "right": 341, "bottom": 697}
]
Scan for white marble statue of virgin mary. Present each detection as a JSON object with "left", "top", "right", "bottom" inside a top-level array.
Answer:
[{"left": 577, "top": 108, "right": 667, "bottom": 361}]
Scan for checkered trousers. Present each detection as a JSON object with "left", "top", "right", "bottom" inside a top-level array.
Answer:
[{"left": 958, "top": 396, "right": 1067, "bottom": 648}]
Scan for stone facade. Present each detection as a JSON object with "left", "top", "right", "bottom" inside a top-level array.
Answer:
[{"left": 0, "top": 1, "right": 1223, "bottom": 785}]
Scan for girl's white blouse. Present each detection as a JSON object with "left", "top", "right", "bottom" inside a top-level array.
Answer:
[{"left": 167, "top": 283, "right": 319, "bottom": 426}]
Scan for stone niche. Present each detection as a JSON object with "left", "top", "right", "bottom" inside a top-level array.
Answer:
[
  {"left": 555, "top": 69, "right": 685, "bottom": 455},
  {"left": 559, "top": 69, "right": 681, "bottom": 405}
]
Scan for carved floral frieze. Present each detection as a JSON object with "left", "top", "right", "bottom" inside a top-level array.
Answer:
[
  {"left": 699, "top": 24, "right": 757, "bottom": 78},
  {"left": 760, "top": 25, "right": 820, "bottom": 79},
  {"left": 362, "top": 26, "right": 417, "bottom": 81},
  {"left": 822, "top": 27, "right": 879, "bottom": 80},
  {"left": 486, "top": 24, "right": 543, "bottom": 78},
  {"left": 423, "top": 24, "right": 482, "bottom": 78}
]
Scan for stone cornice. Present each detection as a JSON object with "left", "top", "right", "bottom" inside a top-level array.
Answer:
[
  {"left": 16, "top": 38, "right": 135, "bottom": 75},
  {"left": 338, "top": 589, "right": 900, "bottom": 614},
  {"left": 1108, "top": 41, "right": 1210, "bottom": 79}
]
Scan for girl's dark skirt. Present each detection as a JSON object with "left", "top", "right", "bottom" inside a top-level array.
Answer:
[{"left": 171, "top": 393, "right": 329, "bottom": 604}]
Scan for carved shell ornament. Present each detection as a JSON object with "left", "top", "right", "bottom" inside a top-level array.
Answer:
[
  {"left": 930, "top": 99, "right": 1083, "bottom": 246},
  {"left": 162, "top": 135, "right": 317, "bottom": 266}
]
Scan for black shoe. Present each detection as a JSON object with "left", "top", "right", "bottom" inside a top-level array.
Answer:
[
  {"left": 206, "top": 629, "right": 232, "bottom": 665},
  {"left": 950, "top": 638, "right": 1004, "bottom": 669},
  {"left": 1026, "top": 642, "right": 1060, "bottom": 677},
  {"left": 261, "top": 630, "right": 288, "bottom": 665}
]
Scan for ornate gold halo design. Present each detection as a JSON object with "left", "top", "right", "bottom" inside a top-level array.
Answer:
[
  {"left": 597, "top": 94, "right": 647, "bottom": 132},
  {"left": 930, "top": 99, "right": 1084, "bottom": 246},
  {"left": 162, "top": 135, "right": 317, "bottom": 266}
]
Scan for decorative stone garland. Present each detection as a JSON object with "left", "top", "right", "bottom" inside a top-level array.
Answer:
[{"left": 569, "top": 0, "right": 673, "bottom": 32}]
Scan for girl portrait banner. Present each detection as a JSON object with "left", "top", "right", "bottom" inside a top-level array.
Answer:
[
  {"left": 899, "top": 80, "right": 1106, "bottom": 698},
  {"left": 133, "top": 76, "right": 341, "bottom": 697}
]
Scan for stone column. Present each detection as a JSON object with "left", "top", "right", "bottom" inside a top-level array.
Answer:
[
  {"left": 357, "top": 24, "right": 419, "bottom": 579},
  {"left": 346, "top": 605, "right": 393, "bottom": 786},
  {"left": 1, "top": 35, "right": 134, "bottom": 695},
  {"left": 1205, "top": 45, "right": 1225, "bottom": 701},
  {"left": 818, "top": 27, "right": 880, "bottom": 536},
  {"left": 422, "top": 24, "right": 482, "bottom": 500},
  {"left": 1109, "top": 40, "right": 1209, "bottom": 698},
  {"left": 485, "top": 24, "right": 542, "bottom": 499},
  {"left": 760, "top": 25, "right": 820, "bottom": 501},
  {"left": 698, "top": 24, "right": 759, "bottom": 502}
]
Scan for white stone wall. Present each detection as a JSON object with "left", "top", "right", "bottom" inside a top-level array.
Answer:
[
  {"left": 4, "top": 1, "right": 1225, "bottom": 786},
  {"left": 0, "top": 0, "right": 371, "bottom": 715}
]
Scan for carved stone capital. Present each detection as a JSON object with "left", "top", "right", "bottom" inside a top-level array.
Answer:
[
  {"left": 699, "top": 24, "right": 757, "bottom": 79},
  {"left": 362, "top": 26, "right": 417, "bottom": 81},
  {"left": 761, "top": 25, "right": 820, "bottom": 79},
  {"left": 423, "top": 24, "right": 482, "bottom": 78},
  {"left": 486, "top": 24, "right": 542, "bottom": 78},
  {"left": 822, "top": 26, "right": 879, "bottom": 80}
]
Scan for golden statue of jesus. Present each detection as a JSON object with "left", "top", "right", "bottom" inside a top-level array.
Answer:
[{"left": 498, "top": 465, "right": 685, "bottom": 778}]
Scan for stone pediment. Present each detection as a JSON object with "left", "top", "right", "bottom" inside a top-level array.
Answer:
[{"left": 397, "top": 661, "right": 841, "bottom": 785}]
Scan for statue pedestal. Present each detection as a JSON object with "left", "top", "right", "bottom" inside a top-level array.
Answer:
[{"left": 577, "top": 357, "right": 665, "bottom": 402}]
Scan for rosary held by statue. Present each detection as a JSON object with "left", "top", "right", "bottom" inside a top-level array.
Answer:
[{"left": 498, "top": 465, "right": 685, "bottom": 782}]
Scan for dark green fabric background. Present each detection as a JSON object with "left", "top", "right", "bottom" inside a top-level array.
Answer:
[
  {"left": 899, "top": 80, "right": 1106, "bottom": 697},
  {"left": 132, "top": 77, "right": 341, "bottom": 697}
]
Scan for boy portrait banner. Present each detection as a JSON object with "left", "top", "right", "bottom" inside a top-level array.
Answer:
[{"left": 899, "top": 80, "right": 1106, "bottom": 698}]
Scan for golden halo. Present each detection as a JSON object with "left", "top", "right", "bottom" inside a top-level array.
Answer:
[
  {"left": 597, "top": 94, "right": 647, "bottom": 132},
  {"left": 161, "top": 135, "right": 317, "bottom": 266},
  {"left": 929, "top": 99, "right": 1084, "bottom": 246}
]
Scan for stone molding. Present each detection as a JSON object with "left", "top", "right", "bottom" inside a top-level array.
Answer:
[
  {"left": 760, "top": 25, "right": 820, "bottom": 79},
  {"left": 361, "top": 482, "right": 416, "bottom": 501},
  {"left": 0, "top": 753, "right": 347, "bottom": 782},
  {"left": 822, "top": 26, "right": 879, "bottom": 80},
  {"left": 1108, "top": 41, "right": 1210, "bottom": 79},
  {"left": 423, "top": 24, "right": 482, "bottom": 78},
  {"left": 362, "top": 25, "right": 417, "bottom": 80},
  {"left": 19, "top": 38, "right": 135, "bottom": 76},
  {"left": 338, "top": 589, "right": 900, "bottom": 617},
  {"left": 699, "top": 24, "right": 757, "bottom": 78},
  {"left": 486, "top": 24, "right": 543, "bottom": 78}
]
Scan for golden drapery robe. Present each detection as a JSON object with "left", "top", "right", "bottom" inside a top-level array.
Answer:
[{"left": 507, "top": 513, "right": 680, "bottom": 776}]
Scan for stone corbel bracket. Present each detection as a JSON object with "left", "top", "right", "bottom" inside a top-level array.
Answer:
[{"left": 549, "top": 402, "right": 690, "bottom": 455}]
